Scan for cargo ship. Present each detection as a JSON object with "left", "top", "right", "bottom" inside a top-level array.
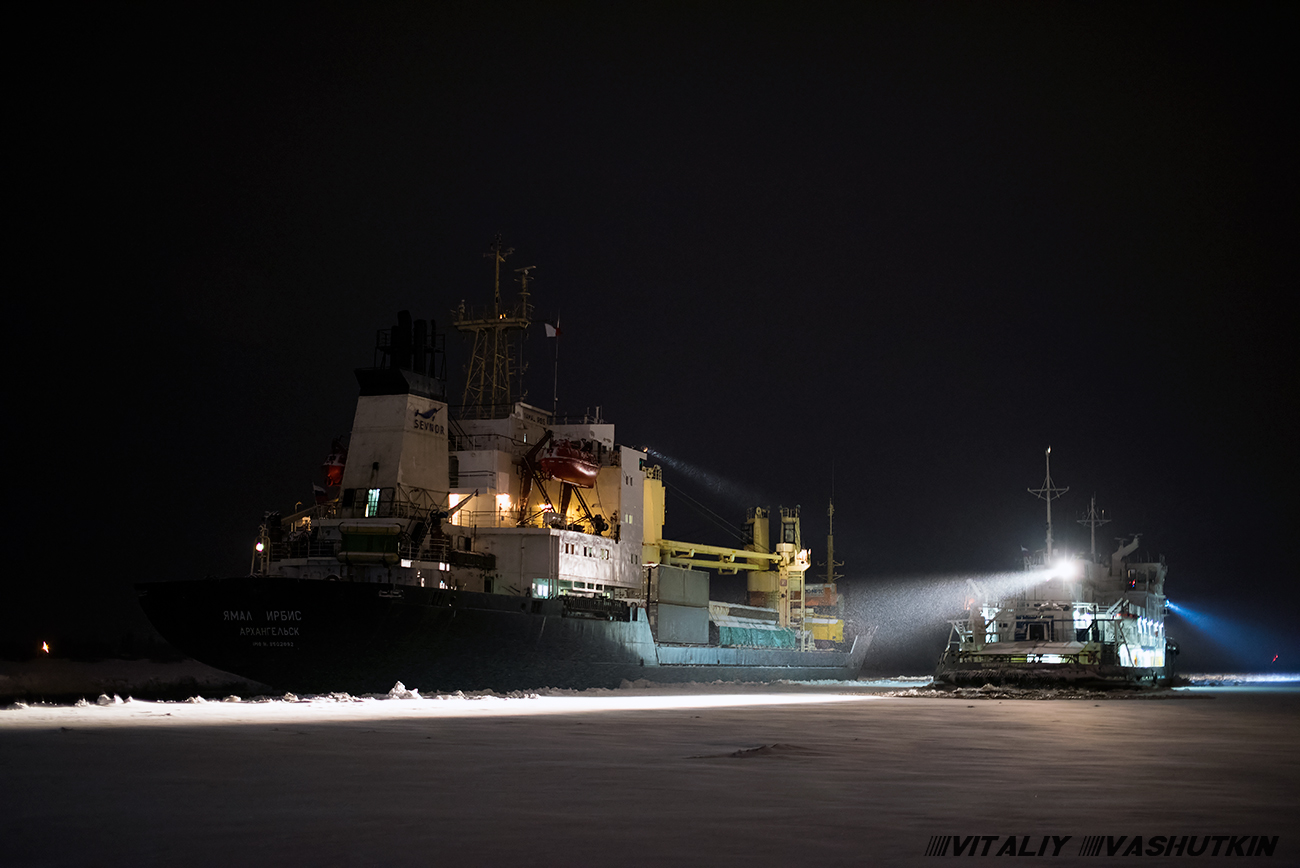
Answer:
[
  {"left": 137, "top": 240, "right": 873, "bottom": 694},
  {"left": 934, "top": 448, "right": 1177, "bottom": 687}
]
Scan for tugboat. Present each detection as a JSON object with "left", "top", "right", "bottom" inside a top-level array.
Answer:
[
  {"left": 137, "top": 239, "right": 873, "bottom": 694},
  {"left": 934, "top": 448, "right": 1177, "bottom": 687}
]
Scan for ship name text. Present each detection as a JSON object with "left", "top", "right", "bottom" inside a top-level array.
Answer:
[{"left": 223, "top": 610, "right": 302, "bottom": 622}]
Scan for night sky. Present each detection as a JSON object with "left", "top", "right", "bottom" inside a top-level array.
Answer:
[{"left": 18, "top": 4, "right": 1295, "bottom": 672}]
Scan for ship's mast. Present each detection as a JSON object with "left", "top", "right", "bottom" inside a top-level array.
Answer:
[
  {"left": 822, "top": 480, "right": 843, "bottom": 585},
  {"left": 453, "top": 236, "right": 533, "bottom": 419},
  {"left": 1027, "top": 446, "right": 1069, "bottom": 560},
  {"left": 1076, "top": 493, "right": 1111, "bottom": 557}
]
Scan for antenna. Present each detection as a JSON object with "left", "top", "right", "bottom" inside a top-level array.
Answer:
[
  {"left": 1027, "top": 446, "right": 1069, "bottom": 559},
  {"left": 823, "top": 503, "right": 844, "bottom": 585},
  {"left": 1076, "top": 493, "right": 1111, "bottom": 557},
  {"left": 484, "top": 234, "right": 514, "bottom": 311},
  {"left": 514, "top": 265, "right": 535, "bottom": 299},
  {"left": 512, "top": 264, "right": 549, "bottom": 417}
]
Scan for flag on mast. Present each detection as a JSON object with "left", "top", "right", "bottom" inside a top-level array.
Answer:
[{"left": 545, "top": 320, "right": 561, "bottom": 338}]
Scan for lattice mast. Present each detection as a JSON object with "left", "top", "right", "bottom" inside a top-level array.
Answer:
[
  {"left": 1076, "top": 494, "right": 1111, "bottom": 557},
  {"left": 453, "top": 236, "right": 534, "bottom": 418},
  {"left": 1027, "top": 446, "right": 1069, "bottom": 559}
]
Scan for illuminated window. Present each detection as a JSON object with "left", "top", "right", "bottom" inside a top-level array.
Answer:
[{"left": 365, "top": 488, "right": 380, "bottom": 517}]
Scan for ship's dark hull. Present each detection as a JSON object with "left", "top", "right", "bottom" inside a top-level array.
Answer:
[{"left": 137, "top": 577, "right": 871, "bottom": 694}]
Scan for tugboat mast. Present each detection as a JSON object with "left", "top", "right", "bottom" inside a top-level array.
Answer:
[
  {"left": 1076, "top": 494, "right": 1111, "bottom": 557},
  {"left": 1027, "top": 446, "right": 1069, "bottom": 560}
]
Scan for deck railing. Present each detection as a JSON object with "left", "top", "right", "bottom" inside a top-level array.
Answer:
[{"left": 268, "top": 537, "right": 478, "bottom": 566}]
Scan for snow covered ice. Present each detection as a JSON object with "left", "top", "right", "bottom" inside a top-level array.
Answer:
[{"left": 2, "top": 677, "right": 1297, "bottom": 866}]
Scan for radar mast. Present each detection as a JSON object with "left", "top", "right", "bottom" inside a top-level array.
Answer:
[{"left": 453, "top": 235, "right": 533, "bottom": 418}]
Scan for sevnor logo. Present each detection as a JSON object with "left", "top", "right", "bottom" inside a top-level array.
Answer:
[
  {"left": 412, "top": 405, "right": 443, "bottom": 434},
  {"left": 924, "top": 835, "right": 1280, "bottom": 857}
]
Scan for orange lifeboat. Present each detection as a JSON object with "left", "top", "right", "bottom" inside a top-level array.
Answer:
[
  {"left": 538, "top": 439, "right": 599, "bottom": 488},
  {"left": 322, "top": 438, "right": 348, "bottom": 488}
]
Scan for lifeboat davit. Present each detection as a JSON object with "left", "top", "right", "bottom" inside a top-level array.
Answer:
[{"left": 538, "top": 440, "right": 599, "bottom": 488}]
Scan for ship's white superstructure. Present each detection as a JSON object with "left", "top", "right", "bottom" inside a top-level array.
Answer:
[{"left": 260, "top": 394, "right": 648, "bottom": 598}]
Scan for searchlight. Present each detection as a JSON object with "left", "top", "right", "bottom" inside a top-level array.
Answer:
[{"left": 1048, "top": 555, "right": 1080, "bottom": 579}]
